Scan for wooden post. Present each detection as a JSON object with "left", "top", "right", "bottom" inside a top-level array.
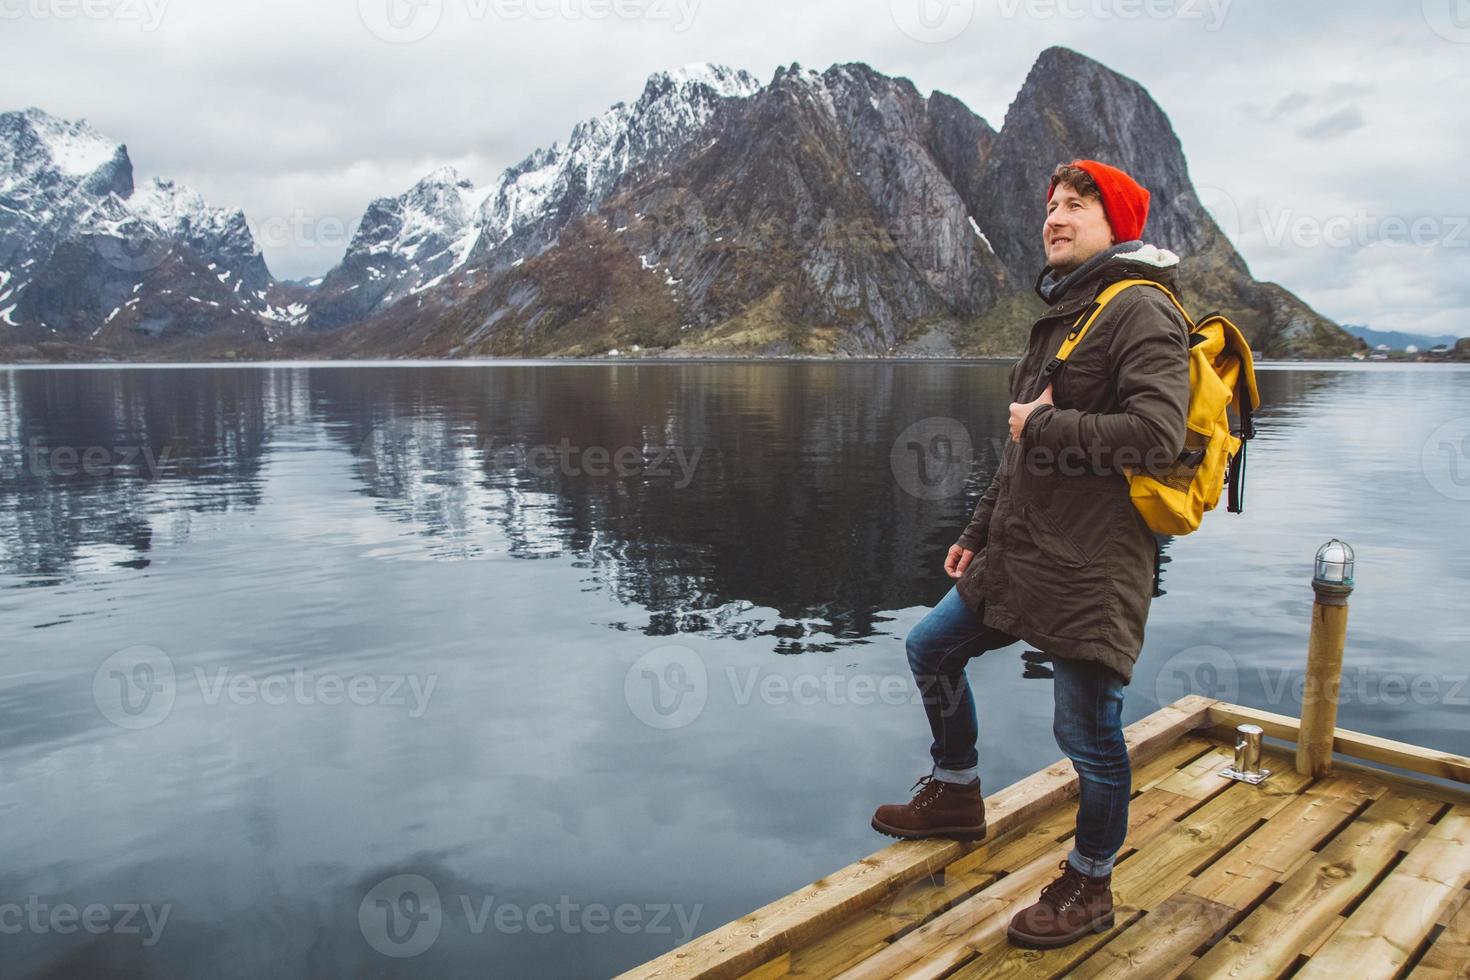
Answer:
[{"left": 1296, "top": 579, "right": 1353, "bottom": 777}]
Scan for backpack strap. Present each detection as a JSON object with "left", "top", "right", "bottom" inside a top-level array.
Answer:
[
  {"left": 1227, "top": 437, "right": 1248, "bottom": 514},
  {"left": 1227, "top": 377, "right": 1255, "bottom": 513},
  {"left": 1042, "top": 278, "right": 1194, "bottom": 379}
]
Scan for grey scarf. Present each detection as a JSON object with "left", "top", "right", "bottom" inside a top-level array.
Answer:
[{"left": 1034, "top": 240, "right": 1144, "bottom": 305}]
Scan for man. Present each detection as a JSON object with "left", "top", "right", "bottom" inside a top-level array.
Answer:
[{"left": 870, "top": 160, "right": 1191, "bottom": 949}]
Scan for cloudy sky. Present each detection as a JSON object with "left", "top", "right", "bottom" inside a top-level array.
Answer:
[{"left": 8, "top": 0, "right": 1468, "bottom": 336}]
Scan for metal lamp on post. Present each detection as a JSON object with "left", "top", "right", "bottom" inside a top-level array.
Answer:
[
  {"left": 1222, "top": 539, "right": 1357, "bottom": 785},
  {"left": 1297, "top": 539, "right": 1355, "bottom": 777}
]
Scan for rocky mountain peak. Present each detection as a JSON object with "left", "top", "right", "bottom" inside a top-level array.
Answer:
[
  {"left": 2, "top": 50, "right": 1356, "bottom": 360},
  {"left": 975, "top": 45, "right": 1224, "bottom": 283},
  {"left": 0, "top": 107, "right": 279, "bottom": 343},
  {"left": 640, "top": 63, "right": 762, "bottom": 103},
  {"left": 0, "top": 107, "right": 133, "bottom": 200}
]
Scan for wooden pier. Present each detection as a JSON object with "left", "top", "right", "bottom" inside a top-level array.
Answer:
[
  {"left": 621, "top": 549, "right": 1470, "bottom": 979},
  {"left": 619, "top": 694, "right": 1470, "bottom": 980}
]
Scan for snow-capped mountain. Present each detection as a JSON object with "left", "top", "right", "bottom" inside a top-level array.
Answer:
[
  {"left": 0, "top": 53, "right": 1359, "bottom": 360},
  {"left": 334, "top": 53, "right": 1355, "bottom": 359},
  {"left": 308, "top": 63, "right": 761, "bottom": 329},
  {"left": 0, "top": 109, "right": 131, "bottom": 325},
  {"left": 127, "top": 177, "right": 273, "bottom": 297},
  {"left": 467, "top": 63, "right": 762, "bottom": 260},
  {"left": 306, "top": 166, "right": 488, "bottom": 330},
  {"left": 0, "top": 107, "right": 286, "bottom": 345}
]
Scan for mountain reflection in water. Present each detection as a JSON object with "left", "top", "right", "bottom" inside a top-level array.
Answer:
[{"left": 1, "top": 361, "right": 1466, "bottom": 979}]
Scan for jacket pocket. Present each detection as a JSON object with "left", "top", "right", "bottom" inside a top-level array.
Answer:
[
  {"left": 1001, "top": 507, "right": 1115, "bottom": 642},
  {"left": 1053, "top": 360, "right": 1113, "bottom": 413},
  {"left": 1023, "top": 500, "right": 1092, "bottom": 569}
]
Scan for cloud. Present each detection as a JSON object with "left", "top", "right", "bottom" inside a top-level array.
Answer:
[
  {"left": 1236, "top": 90, "right": 1312, "bottom": 123},
  {"left": 1297, "top": 105, "right": 1367, "bottom": 141},
  {"left": 3, "top": 0, "right": 1465, "bottom": 334}
]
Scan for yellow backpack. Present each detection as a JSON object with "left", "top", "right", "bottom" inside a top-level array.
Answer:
[{"left": 1049, "top": 278, "right": 1261, "bottom": 535}]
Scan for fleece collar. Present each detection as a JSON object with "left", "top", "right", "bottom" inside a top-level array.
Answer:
[
  {"left": 1115, "top": 242, "right": 1181, "bottom": 269},
  {"left": 1033, "top": 240, "right": 1181, "bottom": 305}
]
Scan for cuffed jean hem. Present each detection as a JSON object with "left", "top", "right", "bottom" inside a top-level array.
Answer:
[
  {"left": 1067, "top": 847, "right": 1115, "bottom": 878},
  {"left": 932, "top": 765, "right": 979, "bottom": 785}
]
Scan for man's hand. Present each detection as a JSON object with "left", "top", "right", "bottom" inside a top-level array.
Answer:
[
  {"left": 945, "top": 544, "right": 976, "bottom": 579},
  {"left": 1008, "top": 384, "right": 1054, "bottom": 442}
]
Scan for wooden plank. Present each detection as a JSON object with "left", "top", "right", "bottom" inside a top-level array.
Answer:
[
  {"left": 786, "top": 739, "right": 1217, "bottom": 978},
  {"left": 833, "top": 747, "right": 1240, "bottom": 980},
  {"left": 957, "top": 735, "right": 1220, "bottom": 879},
  {"left": 894, "top": 784, "right": 1204, "bottom": 980},
  {"left": 1118, "top": 760, "right": 1315, "bottom": 908},
  {"left": 1297, "top": 915, "right": 1346, "bottom": 959},
  {"left": 1134, "top": 736, "right": 1220, "bottom": 789},
  {"left": 837, "top": 848, "right": 1070, "bottom": 980},
  {"left": 1187, "top": 774, "right": 1383, "bottom": 909},
  {"left": 617, "top": 695, "right": 1216, "bottom": 980},
  {"left": 1296, "top": 808, "right": 1470, "bottom": 979},
  {"left": 1151, "top": 745, "right": 1262, "bottom": 802},
  {"left": 948, "top": 753, "right": 1314, "bottom": 978},
  {"left": 1408, "top": 881, "right": 1470, "bottom": 979},
  {"left": 1070, "top": 893, "right": 1236, "bottom": 980},
  {"left": 825, "top": 785, "right": 1206, "bottom": 980},
  {"left": 1207, "top": 702, "right": 1470, "bottom": 785},
  {"left": 1182, "top": 791, "right": 1444, "bottom": 980},
  {"left": 1323, "top": 755, "right": 1470, "bottom": 808},
  {"left": 736, "top": 953, "right": 789, "bottom": 980}
]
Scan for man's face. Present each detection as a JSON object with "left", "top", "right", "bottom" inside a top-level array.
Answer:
[{"left": 1043, "top": 183, "right": 1115, "bottom": 273}]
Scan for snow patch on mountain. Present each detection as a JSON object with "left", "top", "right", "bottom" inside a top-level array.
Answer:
[
  {"left": 316, "top": 64, "right": 762, "bottom": 325},
  {"left": 471, "top": 63, "right": 760, "bottom": 254},
  {"left": 31, "top": 115, "right": 114, "bottom": 176},
  {"left": 0, "top": 108, "right": 118, "bottom": 185},
  {"left": 1, "top": 107, "right": 276, "bottom": 334}
]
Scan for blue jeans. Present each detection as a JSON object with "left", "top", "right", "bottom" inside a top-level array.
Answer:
[{"left": 905, "top": 585, "right": 1131, "bottom": 877}]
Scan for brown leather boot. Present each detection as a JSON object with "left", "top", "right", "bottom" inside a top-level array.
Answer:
[
  {"left": 871, "top": 775, "right": 986, "bottom": 841},
  {"left": 1006, "top": 859, "right": 1116, "bottom": 949}
]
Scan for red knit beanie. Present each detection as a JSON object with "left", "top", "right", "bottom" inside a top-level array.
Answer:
[{"left": 1047, "top": 159, "right": 1150, "bottom": 244}]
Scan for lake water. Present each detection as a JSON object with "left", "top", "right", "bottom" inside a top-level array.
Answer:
[{"left": 2, "top": 360, "right": 1467, "bottom": 978}]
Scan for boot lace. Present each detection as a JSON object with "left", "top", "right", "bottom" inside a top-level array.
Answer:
[
  {"left": 908, "top": 775, "right": 947, "bottom": 810},
  {"left": 1037, "top": 860, "right": 1088, "bottom": 912}
]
